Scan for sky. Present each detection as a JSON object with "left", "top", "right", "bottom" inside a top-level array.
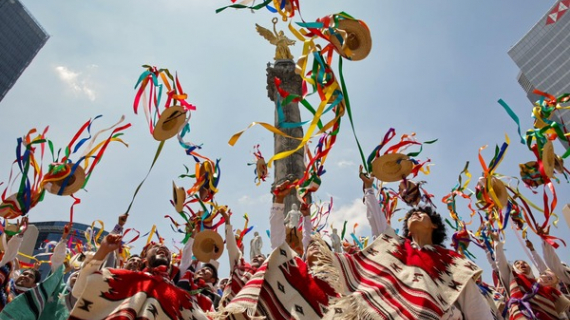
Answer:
[{"left": 1, "top": 0, "right": 569, "bottom": 281}]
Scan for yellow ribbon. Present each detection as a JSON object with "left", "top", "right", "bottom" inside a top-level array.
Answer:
[
  {"left": 485, "top": 134, "right": 510, "bottom": 210},
  {"left": 90, "top": 220, "right": 105, "bottom": 249},
  {"left": 146, "top": 225, "right": 157, "bottom": 245},
  {"left": 228, "top": 122, "right": 303, "bottom": 147}
]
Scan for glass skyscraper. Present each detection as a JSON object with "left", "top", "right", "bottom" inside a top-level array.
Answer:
[
  {"left": 0, "top": 0, "right": 49, "bottom": 103},
  {"left": 508, "top": 0, "right": 570, "bottom": 149}
]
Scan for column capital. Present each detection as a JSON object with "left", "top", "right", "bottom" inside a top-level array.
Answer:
[{"left": 266, "top": 60, "right": 303, "bottom": 102}]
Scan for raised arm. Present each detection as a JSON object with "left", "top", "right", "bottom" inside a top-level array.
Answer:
[
  {"left": 360, "top": 166, "right": 387, "bottom": 237},
  {"left": 73, "top": 234, "right": 122, "bottom": 298},
  {"left": 179, "top": 223, "right": 196, "bottom": 275},
  {"left": 104, "top": 214, "right": 129, "bottom": 269},
  {"left": 300, "top": 202, "right": 313, "bottom": 253},
  {"left": 51, "top": 222, "right": 71, "bottom": 272},
  {"left": 0, "top": 217, "right": 27, "bottom": 268},
  {"left": 270, "top": 181, "right": 290, "bottom": 250},
  {"left": 542, "top": 239, "right": 570, "bottom": 285},
  {"left": 220, "top": 207, "right": 241, "bottom": 271},
  {"left": 525, "top": 239, "right": 547, "bottom": 274},
  {"left": 492, "top": 232, "right": 513, "bottom": 293}
]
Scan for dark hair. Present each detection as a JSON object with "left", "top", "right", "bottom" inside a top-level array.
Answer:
[
  {"left": 202, "top": 263, "right": 219, "bottom": 285},
  {"left": 25, "top": 269, "right": 42, "bottom": 284},
  {"left": 128, "top": 254, "right": 141, "bottom": 261},
  {"left": 401, "top": 205, "right": 447, "bottom": 246}
]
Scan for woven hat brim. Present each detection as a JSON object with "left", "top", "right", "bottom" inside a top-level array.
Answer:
[
  {"left": 172, "top": 182, "right": 186, "bottom": 213},
  {"left": 372, "top": 153, "right": 413, "bottom": 182},
  {"left": 554, "top": 156, "right": 564, "bottom": 173},
  {"left": 0, "top": 192, "right": 41, "bottom": 219},
  {"left": 193, "top": 230, "right": 224, "bottom": 263},
  {"left": 329, "top": 19, "right": 372, "bottom": 61},
  {"left": 542, "top": 141, "right": 555, "bottom": 178},
  {"left": 153, "top": 106, "right": 187, "bottom": 141},
  {"left": 479, "top": 177, "right": 508, "bottom": 208},
  {"left": 45, "top": 165, "right": 86, "bottom": 196},
  {"left": 399, "top": 180, "right": 421, "bottom": 206}
]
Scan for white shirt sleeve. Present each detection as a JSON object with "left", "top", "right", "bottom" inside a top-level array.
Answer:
[
  {"left": 225, "top": 223, "right": 241, "bottom": 270},
  {"left": 0, "top": 234, "right": 23, "bottom": 268},
  {"left": 270, "top": 203, "right": 286, "bottom": 250},
  {"left": 179, "top": 237, "right": 194, "bottom": 275},
  {"left": 302, "top": 216, "right": 312, "bottom": 253},
  {"left": 530, "top": 247, "right": 548, "bottom": 274},
  {"left": 456, "top": 279, "right": 494, "bottom": 320},
  {"left": 72, "top": 259, "right": 103, "bottom": 298},
  {"left": 364, "top": 188, "right": 387, "bottom": 236},
  {"left": 542, "top": 240, "right": 570, "bottom": 285},
  {"left": 50, "top": 239, "right": 68, "bottom": 272},
  {"left": 485, "top": 249, "right": 499, "bottom": 274},
  {"left": 494, "top": 241, "right": 513, "bottom": 294}
]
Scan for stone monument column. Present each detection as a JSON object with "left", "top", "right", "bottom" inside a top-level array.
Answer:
[{"left": 266, "top": 60, "right": 306, "bottom": 213}]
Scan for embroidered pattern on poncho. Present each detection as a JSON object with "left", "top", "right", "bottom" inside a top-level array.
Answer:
[
  {"left": 213, "top": 241, "right": 339, "bottom": 320},
  {"left": 326, "top": 226, "right": 481, "bottom": 320},
  {"left": 69, "top": 267, "right": 209, "bottom": 320}
]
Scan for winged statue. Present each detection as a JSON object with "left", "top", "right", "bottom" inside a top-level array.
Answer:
[{"left": 256, "top": 17, "right": 296, "bottom": 60}]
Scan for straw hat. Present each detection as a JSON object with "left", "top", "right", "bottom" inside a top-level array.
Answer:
[
  {"left": 0, "top": 224, "right": 19, "bottom": 252},
  {"left": 172, "top": 182, "right": 186, "bottom": 213},
  {"left": 371, "top": 153, "right": 413, "bottom": 182},
  {"left": 69, "top": 251, "right": 94, "bottom": 270},
  {"left": 328, "top": 18, "right": 372, "bottom": 61},
  {"left": 478, "top": 177, "right": 508, "bottom": 208},
  {"left": 44, "top": 164, "right": 86, "bottom": 196},
  {"left": 554, "top": 155, "right": 565, "bottom": 174},
  {"left": 399, "top": 180, "right": 421, "bottom": 206},
  {"left": 519, "top": 161, "right": 543, "bottom": 188},
  {"left": 0, "top": 191, "right": 42, "bottom": 219},
  {"left": 542, "top": 140, "right": 555, "bottom": 178},
  {"left": 193, "top": 230, "right": 224, "bottom": 263},
  {"left": 256, "top": 158, "right": 267, "bottom": 179},
  {"left": 152, "top": 105, "right": 187, "bottom": 141}
]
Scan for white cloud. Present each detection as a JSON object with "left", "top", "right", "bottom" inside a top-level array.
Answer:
[
  {"left": 238, "top": 193, "right": 272, "bottom": 206},
  {"left": 336, "top": 160, "right": 355, "bottom": 168},
  {"left": 54, "top": 66, "right": 96, "bottom": 101},
  {"left": 325, "top": 198, "right": 371, "bottom": 239}
]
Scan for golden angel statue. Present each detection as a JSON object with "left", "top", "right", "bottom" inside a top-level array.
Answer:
[{"left": 256, "top": 17, "right": 296, "bottom": 60}]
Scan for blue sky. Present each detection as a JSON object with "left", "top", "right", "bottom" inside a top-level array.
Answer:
[{"left": 2, "top": 0, "right": 569, "bottom": 281}]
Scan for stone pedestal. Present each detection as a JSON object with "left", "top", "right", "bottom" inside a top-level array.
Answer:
[{"left": 266, "top": 60, "right": 309, "bottom": 213}]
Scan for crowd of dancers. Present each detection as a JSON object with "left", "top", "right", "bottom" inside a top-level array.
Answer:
[{"left": 0, "top": 168, "right": 568, "bottom": 320}]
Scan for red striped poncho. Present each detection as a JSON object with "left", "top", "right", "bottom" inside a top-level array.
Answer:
[
  {"left": 508, "top": 272, "right": 570, "bottom": 320},
  {"left": 325, "top": 226, "right": 482, "bottom": 320},
  {"left": 68, "top": 266, "right": 210, "bottom": 320},
  {"left": 220, "top": 257, "right": 257, "bottom": 308},
  {"left": 212, "top": 239, "right": 340, "bottom": 320}
]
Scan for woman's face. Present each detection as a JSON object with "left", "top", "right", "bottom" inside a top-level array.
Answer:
[
  {"left": 514, "top": 260, "right": 531, "bottom": 275},
  {"left": 251, "top": 254, "right": 266, "bottom": 268},
  {"left": 406, "top": 211, "right": 436, "bottom": 234},
  {"left": 537, "top": 270, "right": 558, "bottom": 287}
]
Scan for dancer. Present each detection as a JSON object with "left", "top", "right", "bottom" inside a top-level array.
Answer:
[{"left": 323, "top": 169, "right": 492, "bottom": 320}]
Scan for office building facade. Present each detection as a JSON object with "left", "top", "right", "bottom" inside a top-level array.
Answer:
[
  {"left": 0, "top": 0, "right": 49, "bottom": 102},
  {"left": 508, "top": 0, "right": 570, "bottom": 149}
]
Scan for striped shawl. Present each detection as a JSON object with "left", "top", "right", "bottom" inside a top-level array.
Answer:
[
  {"left": 325, "top": 226, "right": 482, "bottom": 320},
  {"left": 0, "top": 265, "right": 65, "bottom": 319},
  {"left": 68, "top": 267, "right": 210, "bottom": 320},
  {"left": 508, "top": 272, "right": 570, "bottom": 320},
  {"left": 213, "top": 237, "right": 340, "bottom": 320}
]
